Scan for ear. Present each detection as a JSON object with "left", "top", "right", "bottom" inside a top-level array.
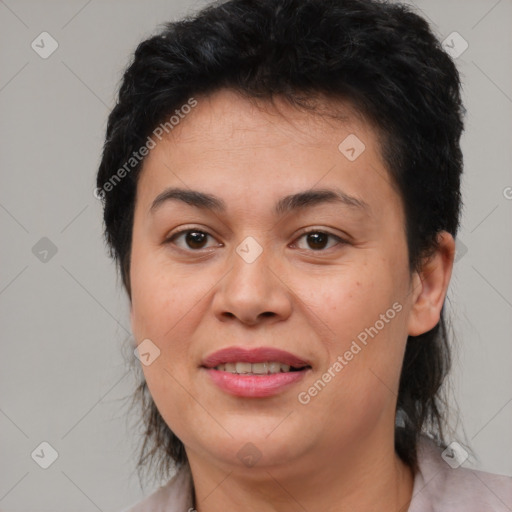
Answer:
[{"left": 407, "top": 231, "right": 456, "bottom": 337}]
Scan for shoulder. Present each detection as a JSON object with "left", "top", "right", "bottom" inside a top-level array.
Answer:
[
  {"left": 120, "top": 464, "right": 194, "bottom": 512},
  {"left": 409, "top": 435, "right": 512, "bottom": 511}
]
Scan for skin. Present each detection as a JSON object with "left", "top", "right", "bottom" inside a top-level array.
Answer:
[{"left": 129, "top": 89, "right": 455, "bottom": 511}]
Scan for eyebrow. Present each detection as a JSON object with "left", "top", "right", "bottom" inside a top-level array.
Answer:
[{"left": 149, "top": 186, "right": 369, "bottom": 216}]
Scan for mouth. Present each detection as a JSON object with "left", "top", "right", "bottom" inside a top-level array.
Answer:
[
  {"left": 201, "top": 346, "right": 312, "bottom": 372},
  {"left": 210, "top": 361, "right": 309, "bottom": 374},
  {"left": 200, "top": 346, "right": 312, "bottom": 397}
]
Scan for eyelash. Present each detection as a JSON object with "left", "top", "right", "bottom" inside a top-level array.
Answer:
[{"left": 165, "top": 227, "right": 347, "bottom": 253}]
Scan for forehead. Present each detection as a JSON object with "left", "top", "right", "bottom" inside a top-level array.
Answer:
[
  {"left": 157, "top": 89, "right": 374, "bottom": 152},
  {"left": 136, "top": 88, "right": 400, "bottom": 220}
]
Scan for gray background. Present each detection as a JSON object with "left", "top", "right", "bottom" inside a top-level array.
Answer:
[{"left": 1, "top": 0, "right": 511, "bottom": 510}]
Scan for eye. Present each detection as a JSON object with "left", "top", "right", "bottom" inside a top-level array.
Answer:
[
  {"left": 292, "top": 230, "right": 346, "bottom": 251},
  {"left": 165, "top": 228, "right": 346, "bottom": 252},
  {"left": 165, "top": 229, "right": 221, "bottom": 251}
]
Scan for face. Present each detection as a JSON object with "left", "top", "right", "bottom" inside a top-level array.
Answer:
[{"left": 129, "top": 89, "right": 428, "bottom": 473}]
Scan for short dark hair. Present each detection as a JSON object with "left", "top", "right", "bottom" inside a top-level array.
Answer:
[{"left": 97, "top": 0, "right": 464, "bottom": 485}]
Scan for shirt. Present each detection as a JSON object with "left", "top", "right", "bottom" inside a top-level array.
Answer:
[{"left": 122, "top": 436, "right": 512, "bottom": 511}]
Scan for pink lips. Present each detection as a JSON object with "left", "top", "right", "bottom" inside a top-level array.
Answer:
[
  {"left": 201, "top": 346, "right": 311, "bottom": 398},
  {"left": 201, "top": 346, "right": 310, "bottom": 368}
]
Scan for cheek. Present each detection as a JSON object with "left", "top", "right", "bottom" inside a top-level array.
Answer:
[
  {"left": 130, "top": 245, "right": 195, "bottom": 340},
  {"left": 301, "top": 264, "right": 396, "bottom": 342},
  {"left": 298, "top": 262, "right": 409, "bottom": 399}
]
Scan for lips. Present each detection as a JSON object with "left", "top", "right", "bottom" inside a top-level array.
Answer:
[
  {"left": 200, "top": 346, "right": 312, "bottom": 398},
  {"left": 201, "top": 346, "right": 311, "bottom": 369}
]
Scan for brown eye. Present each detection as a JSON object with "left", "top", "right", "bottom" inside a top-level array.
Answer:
[
  {"left": 294, "top": 230, "right": 345, "bottom": 251},
  {"left": 167, "top": 229, "right": 218, "bottom": 250},
  {"left": 305, "top": 232, "right": 329, "bottom": 250},
  {"left": 184, "top": 231, "right": 208, "bottom": 249}
]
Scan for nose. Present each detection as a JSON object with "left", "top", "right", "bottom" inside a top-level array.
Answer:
[{"left": 212, "top": 243, "right": 293, "bottom": 326}]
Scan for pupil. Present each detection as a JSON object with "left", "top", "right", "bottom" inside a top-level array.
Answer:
[
  {"left": 186, "top": 231, "right": 206, "bottom": 249},
  {"left": 308, "top": 232, "right": 327, "bottom": 250}
]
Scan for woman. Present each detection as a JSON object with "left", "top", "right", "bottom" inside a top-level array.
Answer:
[{"left": 96, "top": 0, "right": 512, "bottom": 510}]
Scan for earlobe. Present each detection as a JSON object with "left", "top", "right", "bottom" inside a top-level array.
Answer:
[{"left": 407, "top": 231, "right": 455, "bottom": 337}]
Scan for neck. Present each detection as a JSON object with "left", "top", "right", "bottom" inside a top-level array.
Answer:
[{"left": 187, "top": 431, "right": 414, "bottom": 512}]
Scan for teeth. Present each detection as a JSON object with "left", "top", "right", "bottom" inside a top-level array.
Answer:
[
  {"left": 225, "top": 362, "right": 237, "bottom": 373},
  {"left": 213, "top": 362, "right": 294, "bottom": 374},
  {"left": 269, "top": 362, "right": 281, "bottom": 373},
  {"left": 251, "top": 362, "right": 268, "bottom": 374},
  {"left": 236, "top": 362, "right": 252, "bottom": 374}
]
